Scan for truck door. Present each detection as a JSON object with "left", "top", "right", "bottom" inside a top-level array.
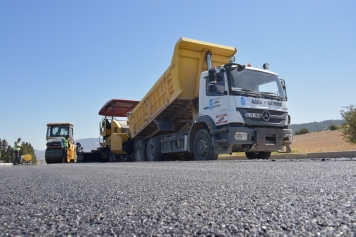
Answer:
[{"left": 202, "top": 70, "right": 229, "bottom": 126}]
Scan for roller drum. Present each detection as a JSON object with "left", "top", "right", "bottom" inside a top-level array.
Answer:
[{"left": 45, "top": 149, "right": 63, "bottom": 164}]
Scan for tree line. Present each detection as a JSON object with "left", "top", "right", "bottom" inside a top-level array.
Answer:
[
  {"left": 294, "top": 124, "right": 339, "bottom": 135},
  {"left": 0, "top": 138, "right": 37, "bottom": 164},
  {"left": 290, "top": 119, "right": 344, "bottom": 134}
]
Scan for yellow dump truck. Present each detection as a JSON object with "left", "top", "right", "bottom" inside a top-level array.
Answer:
[
  {"left": 97, "top": 37, "right": 293, "bottom": 161},
  {"left": 45, "top": 123, "right": 75, "bottom": 163}
]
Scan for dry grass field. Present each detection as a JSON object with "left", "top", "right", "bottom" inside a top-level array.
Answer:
[{"left": 290, "top": 130, "right": 356, "bottom": 153}]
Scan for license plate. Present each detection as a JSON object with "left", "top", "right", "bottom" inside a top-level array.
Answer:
[{"left": 244, "top": 112, "right": 261, "bottom": 118}]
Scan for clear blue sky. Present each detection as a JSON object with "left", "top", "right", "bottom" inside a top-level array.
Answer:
[{"left": 1, "top": 0, "right": 355, "bottom": 150}]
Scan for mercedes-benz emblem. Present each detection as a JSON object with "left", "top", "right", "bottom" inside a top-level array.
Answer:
[{"left": 262, "top": 110, "right": 270, "bottom": 121}]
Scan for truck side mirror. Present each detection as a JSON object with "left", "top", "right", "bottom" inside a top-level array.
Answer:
[
  {"left": 280, "top": 79, "right": 288, "bottom": 100},
  {"left": 208, "top": 69, "right": 216, "bottom": 82},
  {"left": 280, "top": 79, "right": 286, "bottom": 89}
]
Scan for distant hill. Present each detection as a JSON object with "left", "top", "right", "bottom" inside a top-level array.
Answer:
[{"left": 290, "top": 119, "right": 344, "bottom": 134}]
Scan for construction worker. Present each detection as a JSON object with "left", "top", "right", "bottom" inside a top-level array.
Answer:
[
  {"left": 13, "top": 138, "right": 22, "bottom": 165},
  {"left": 61, "top": 135, "right": 69, "bottom": 163}
]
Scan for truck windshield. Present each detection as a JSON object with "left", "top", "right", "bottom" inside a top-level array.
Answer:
[
  {"left": 47, "top": 126, "right": 69, "bottom": 137},
  {"left": 228, "top": 68, "right": 286, "bottom": 101}
]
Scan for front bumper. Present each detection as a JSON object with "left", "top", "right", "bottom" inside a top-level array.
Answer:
[{"left": 224, "top": 126, "right": 293, "bottom": 152}]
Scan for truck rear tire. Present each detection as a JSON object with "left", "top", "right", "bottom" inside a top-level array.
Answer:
[
  {"left": 147, "top": 137, "right": 161, "bottom": 161},
  {"left": 135, "top": 140, "right": 147, "bottom": 162},
  {"left": 193, "top": 129, "right": 218, "bottom": 161},
  {"left": 161, "top": 153, "right": 171, "bottom": 161},
  {"left": 245, "top": 152, "right": 271, "bottom": 159}
]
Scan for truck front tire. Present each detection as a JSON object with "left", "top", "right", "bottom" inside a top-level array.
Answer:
[
  {"left": 245, "top": 151, "right": 271, "bottom": 159},
  {"left": 147, "top": 137, "right": 161, "bottom": 161},
  {"left": 193, "top": 129, "right": 218, "bottom": 161},
  {"left": 135, "top": 140, "right": 147, "bottom": 161}
]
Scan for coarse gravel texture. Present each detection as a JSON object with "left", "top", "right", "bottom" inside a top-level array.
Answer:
[{"left": 0, "top": 159, "right": 355, "bottom": 236}]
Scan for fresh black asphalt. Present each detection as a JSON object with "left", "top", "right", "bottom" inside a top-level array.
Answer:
[{"left": 0, "top": 159, "right": 355, "bottom": 236}]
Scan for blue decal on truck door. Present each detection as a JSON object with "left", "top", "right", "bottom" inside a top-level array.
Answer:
[
  {"left": 209, "top": 99, "right": 214, "bottom": 110},
  {"left": 241, "top": 97, "right": 246, "bottom": 106}
]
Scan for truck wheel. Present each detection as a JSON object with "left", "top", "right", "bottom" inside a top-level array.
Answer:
[
  {"left": 257, "top": 152, "right": 271, "bottom": 159},
  {"left": 161, "top": 153, "right": 170, "bottom": 161},
  {"left": 245, "top": 152, "right": 271, "bottom": 159},
  {"left": 193, "top": 129, "right": 218, "bottom": 160},
  {"left": 108, "top": 151, "right": 116, "bottom": 162},
  {"left": 100, "top": 147, "right": 109, "bottom": 160},
  {"left": 135, "top": 140, "right": 147, "bottom": 162},
  {"left": 147, "top": 137, "right": 161, "bottom": 161},
  {"left": 119, "top": 155, "right": 129, "bottom": 162}
]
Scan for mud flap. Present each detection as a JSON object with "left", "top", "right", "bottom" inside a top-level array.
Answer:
[{"left": 256, "top": 128, "right": 284, "bottom": 152}]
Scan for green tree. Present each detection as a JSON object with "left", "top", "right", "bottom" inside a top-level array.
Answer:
[
  {"left": 26, "top": 142, "right": 37, "bottom": 164},
  {"left": 3, "top": 145, "right": 14, "bottom": 163},
  {"left": 328, "top": 124, "right": 339, "bottom": 131},
  {"left": 0, "top": 139, "right": 3, "bottom": 162},
  {"left": 29, "top": 143, "right": 38, "bottom": 164},
  {"left": 295, "top": 128, "right": 309, "bottom": 135},
  {"left": 0, "top": 139, "right": 10, "bottom": 163},
  {"left": 0, "top": 139, "right": 37, "bottom": 164},
  {"left": 339, "top": 105, "right": 356, "bottom": 144}
]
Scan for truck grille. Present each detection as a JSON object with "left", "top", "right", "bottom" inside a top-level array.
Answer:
[{"left": 236, "top": 108, "right": 287, "bottom": 127}]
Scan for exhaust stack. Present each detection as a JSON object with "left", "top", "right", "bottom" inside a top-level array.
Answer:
[{"left": 206, "top": 50, "right": 212, "bottom": 69}]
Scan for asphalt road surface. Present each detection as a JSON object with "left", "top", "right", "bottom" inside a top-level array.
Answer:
[{"left": 1, "top": 159, "right": 355, "bottom": 236}]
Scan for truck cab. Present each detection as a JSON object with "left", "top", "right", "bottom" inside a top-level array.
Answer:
[{"left": 196, "top": 62, "right": 292, "bottom": 159}]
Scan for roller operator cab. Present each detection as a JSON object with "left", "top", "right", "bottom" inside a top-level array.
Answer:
[{"left": 45, "top": 123, "right": 75, "bottom": 163}]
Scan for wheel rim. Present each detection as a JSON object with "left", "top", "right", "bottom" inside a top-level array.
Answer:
[
  {"left": 137, "top": 146, "right": 142, "bottom": 160},
  {"left": 197, "top": 138, "right": 208, "bottom": 156},
  {"left": 148, "top": 144, "right": 154, "bottom": 158}
]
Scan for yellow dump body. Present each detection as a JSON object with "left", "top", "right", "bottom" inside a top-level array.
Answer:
[{"left": 128, "top": 37, "right": 237, "bottom": 139}]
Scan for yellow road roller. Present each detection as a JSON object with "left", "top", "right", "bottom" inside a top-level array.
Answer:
[{"left": 45, "top": 123, "right": 75, "bottom": 163}]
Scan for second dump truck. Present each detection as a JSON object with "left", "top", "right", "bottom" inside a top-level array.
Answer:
[{"left": 97, "top": 37, "right": 293, "bottom": 161}]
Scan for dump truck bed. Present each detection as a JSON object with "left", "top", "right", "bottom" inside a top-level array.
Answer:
[{"left": 129, "top": 37, "right": 237, "bottom": 139}]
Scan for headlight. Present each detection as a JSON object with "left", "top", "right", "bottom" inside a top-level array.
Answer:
[{"left": 235, "top": 132, "right": 248, "bottom": 141}]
